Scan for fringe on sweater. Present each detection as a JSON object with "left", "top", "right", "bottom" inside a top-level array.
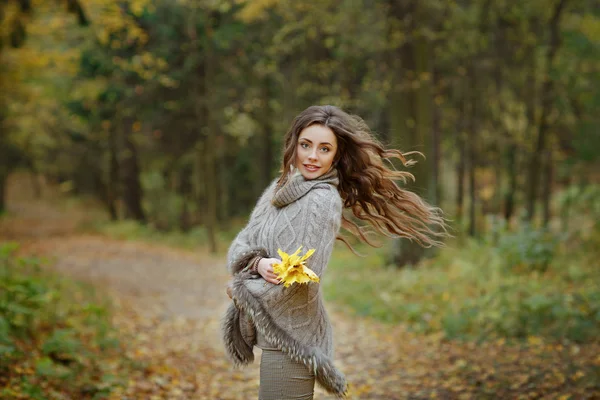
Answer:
[{"left": 222, "top": 273, "right": 348, "bottom": 398}]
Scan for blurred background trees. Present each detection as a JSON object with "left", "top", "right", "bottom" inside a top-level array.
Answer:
[{"left": 1, "top": 0, "right": 598, "bottom": 264}]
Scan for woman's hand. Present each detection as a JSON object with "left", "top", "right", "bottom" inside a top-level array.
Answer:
[{"left": 257, "top": 257, "right": 282, "bottom": 285}]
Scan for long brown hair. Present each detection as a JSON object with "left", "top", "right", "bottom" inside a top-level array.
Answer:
[{"left": 277, "top": 105, "right": 448, "bottom": 249}]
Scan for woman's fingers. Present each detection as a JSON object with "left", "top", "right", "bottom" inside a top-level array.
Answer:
[
  {"left": 257, "top": 258, "right": 282, "bottom": 284},
  {"left": 265, "top": 273, "right": 281, "bottom": 285}
]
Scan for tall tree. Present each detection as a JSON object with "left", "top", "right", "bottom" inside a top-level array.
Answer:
[{"left": 526, "top": 0, "right": 569, "bottom": 223}]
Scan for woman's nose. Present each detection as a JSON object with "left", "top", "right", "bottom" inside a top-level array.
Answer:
[{"left": 308, "top": 150, "right": 318, "bottom": 161}]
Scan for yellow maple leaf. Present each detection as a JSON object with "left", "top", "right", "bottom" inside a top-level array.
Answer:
[{"left": 273, "top": 247, "right": 319, "bottom": 288}]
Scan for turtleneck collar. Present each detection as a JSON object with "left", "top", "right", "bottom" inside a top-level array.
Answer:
[{"left": 271, "top": 167, "right": 339, "bottom": 208}]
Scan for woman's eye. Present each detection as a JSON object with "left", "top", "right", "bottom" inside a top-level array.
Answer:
[
  {"left": 300, "top": 143, "right": 309, "bottom": 149},
  {"left": 320, "top": 147, "right": 329, "bottom": 153}
]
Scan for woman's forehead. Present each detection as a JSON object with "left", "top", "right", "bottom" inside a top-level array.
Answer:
[{"left": 299, "top": 125, "right": 337, "bottom": 145}]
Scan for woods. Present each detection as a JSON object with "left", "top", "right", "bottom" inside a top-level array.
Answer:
[
  {"left": 1, "top": 1, "right": 600, "bottom": 398},
  {"left": 1, "top": 0, "right": 598, "bottom": 263}
]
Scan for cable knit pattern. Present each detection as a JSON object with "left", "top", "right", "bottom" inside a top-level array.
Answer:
[{"left": 222, "top": 168, "right": 347, "bottom": 397}]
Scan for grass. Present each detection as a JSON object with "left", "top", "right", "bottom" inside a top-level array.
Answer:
[
  {"left": 91, "top": 219, "right": 243, "bottom": 254},
  {"left": 324, "top": 237, "right": 600, "bottom": 343}
]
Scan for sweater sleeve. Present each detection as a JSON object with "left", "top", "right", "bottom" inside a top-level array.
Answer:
[
  {"left": 226, "top": 226, "right": 266, "bottom": 275},
  {"left": 226, "top": 182, "right": 276, "bottom": 275}
]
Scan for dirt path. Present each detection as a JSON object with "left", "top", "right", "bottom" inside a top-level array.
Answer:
[
  {"left": 11, "top": 235, "right": 442, "bottom": 400},
  {"left": 2, "top": 174, "right": 599, "bottom": 399},
  {"left": 2, "top": 175, "right": 412, "bottom": 399}
]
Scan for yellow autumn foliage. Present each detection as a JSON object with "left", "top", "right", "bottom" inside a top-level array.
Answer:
[
  {"left": 235, "top": 0, "right": 280, "bottom": 23},
  {"left": 84, "top": 0, "right": 150, "bottom": 46},
  {"left": 272, "top": 246, "right": 319, "bottom": 288}
]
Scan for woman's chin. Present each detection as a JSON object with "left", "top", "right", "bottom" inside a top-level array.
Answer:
[{"left": 300, "top": 168, "right": 322, "bottom": 180}]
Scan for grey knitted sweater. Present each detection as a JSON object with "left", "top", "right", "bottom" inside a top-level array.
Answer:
[{"left": 222, "top": 168, "right": 347, "bottom": 397}]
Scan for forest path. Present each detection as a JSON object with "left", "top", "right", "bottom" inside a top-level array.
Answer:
[
  {"left": 13, "top": 236, "right": 425, "bottom": 399},
  {"left": 2, "top": 174, "right": 598, "bottom": 399},
  {"left": 0, "top": 174, "right": 430, "bottom": 399}
]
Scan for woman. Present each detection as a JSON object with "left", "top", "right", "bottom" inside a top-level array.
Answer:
[{"left": 223, "top": 105, "right": 446, "bottom": 399}]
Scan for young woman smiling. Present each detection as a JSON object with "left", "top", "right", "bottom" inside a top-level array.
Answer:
[
  {"left": 295, "top": 124, "right": 337, "bottom": 180},
  {"left": 223, "top": 105, "right": 446, "bottom": 399}
]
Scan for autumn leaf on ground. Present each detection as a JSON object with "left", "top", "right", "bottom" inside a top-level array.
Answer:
[{"left": 273, "top": 246, "right": 319, "bottom": 288}]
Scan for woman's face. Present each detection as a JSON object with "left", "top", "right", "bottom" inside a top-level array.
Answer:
[{"left": 295, "top": 124, "right": 338, "bottom": 180}]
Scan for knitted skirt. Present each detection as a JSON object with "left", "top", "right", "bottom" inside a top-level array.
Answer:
[{"left": 259, "top": 348, "right": 315, "bottom": 400}]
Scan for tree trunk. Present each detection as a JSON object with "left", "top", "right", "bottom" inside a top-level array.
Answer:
[
  {"left": 18, "top": 0, "right": 32, "bottom": 12},
  {"left": 391, "top": 10, "right": 432, "bottom": 267},
  {"left": 492, "top": 27, "right": 517, "bottom": 224},
  {"left": 107, "top": 128, "right": 119, "bottom": 221},
  {"left": 389, "top": 49, "right": 421, "bottom": 267},
  {"left": 202, "top": 17, "right": 219, "bottom": 254},
  {"left": 179, "top": 200, "right": 190, "bottom": 232},
  {"left": 560, "top": 176, "right": 571, "bottom": 232},
  {"left": 66, "top": 0, "right": 89, "bottom": 26},
  {"left": 0, "top": 137, "right": 21, "bottom": 214},
  {"left": 456, "top": 98, "right": 466, "bottom": 222},
  {"left": 468, "top": 140, "right": 476, "bottom": 237},
  {"left": 194, "top": 141, "right": 205, "bottom": 226},
  {"left": 187, "top": 3, "right": 204, "bottom": 229},
  {"left": 431, "top": 66, "right": 441, "bottom": 206},
  {"left": 260, "top": 78, "right": 274, "bottom": 191},
  {"left": 217, "top": 133, "right": 228, "bottom": 223},
  {"left": 203, "top": 135, "right": 218, "bottom": 253},
  {"left": 526, "top": 0, "right": 568, "bottom": 221},
  {"left": 178, "top": 165, "right": 193, "bottom": 232},
  {"left": 121, "top": 129, "right": 146, "bottom": 222},
  {"left": 0, "top": 172, "right": 7, "bottom": 214},
  {"left": 541, "top": 149, "right": 553, "bottom": 227},
  {"left": 467, "top": 64, "right": 477, "bottom": 237},
  {"left": 413, "top": 33, "right": 433, "bottom": 198},
  {"left": 523, "top": 43, "right": 537, "bottom": 221},
  {"left": 504, "top": 144, "right": 517, "bottom": 222},
  {"left": 186, "top": 4, "right": 218, "bottom": 252}
]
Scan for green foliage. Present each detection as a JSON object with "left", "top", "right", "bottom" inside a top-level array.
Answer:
[
  {"left": 557, "top": 184, "right": 600, "bottom": 219},
  {"left": 0, "top": 243, "right": 48, "bottom": 340},
  {"left": 556, "top": 184, "right": 600, "bottom": 252},
  {"left": 94, "top": 218, "right": 242, "bottom": 251},
  {"left": 492, "top": 222, "right": 561, "bottom": 273},
  {"left": 0, "top": 242, "right": 130, "bottom": 398},
  {"left": 325, "top": 231, "right": 600, "bottom": 343},
  {"left": 35, "top": 357, "right": 72, "bottom": 379},
  {"left": 141, "top": 170, "right": 187, "bottom": 229},
  {"left": 42, "top": 329, "right": 82, "bottom": 360},
  {"left": 557, "top": 185, "right": 600, "bottom": 212}
]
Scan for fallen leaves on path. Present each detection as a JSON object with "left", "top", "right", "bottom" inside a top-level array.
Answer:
[
  {"left": 12, "top": 236, "right": 599, "bottom": 400},
  {"left": 3, "top": 173, "right": 598, "bottom": 399}
]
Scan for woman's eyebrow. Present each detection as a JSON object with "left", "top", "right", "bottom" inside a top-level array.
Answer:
[{"left": 299, "top": 138, "right": 334, "bottom": 146}]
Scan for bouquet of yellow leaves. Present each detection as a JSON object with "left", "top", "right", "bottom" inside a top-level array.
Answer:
[{"left": 272, "top": 246, "right": 320, "bottom": 288}]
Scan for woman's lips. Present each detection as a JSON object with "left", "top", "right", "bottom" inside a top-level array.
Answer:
[{"left": 304, "top": 164, "right": 320, "bottom": 172}]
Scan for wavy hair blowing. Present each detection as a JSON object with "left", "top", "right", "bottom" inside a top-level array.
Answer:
[{"left": 277, "top": 105, "right": 447, "bottom": 248}]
